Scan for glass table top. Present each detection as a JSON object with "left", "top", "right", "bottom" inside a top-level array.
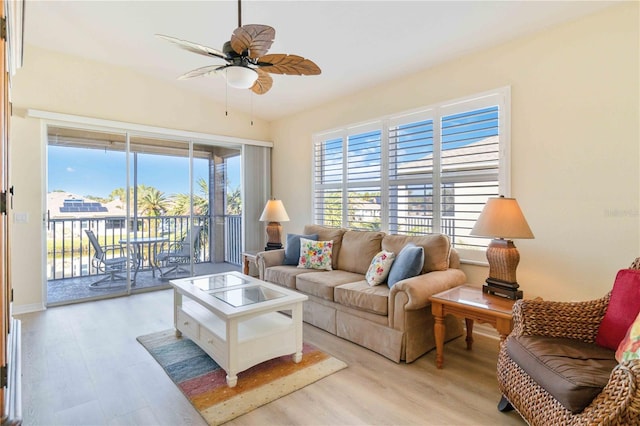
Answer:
[
  {"left": 183, "top": 273, "right": 288, "bottom": 308},
  {"left": 190, "top": 273, "right": 252, "bottom": 292},
  {"left": 212, "top": 285, "right": 286, "bottom": 307}
]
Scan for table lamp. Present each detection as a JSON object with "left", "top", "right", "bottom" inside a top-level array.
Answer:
[
  {"left": 259, "top": 198, "right": 290, "bottom": 250},
  {"left": 470, "top": 196, "right": 534, "bottom": 299}
]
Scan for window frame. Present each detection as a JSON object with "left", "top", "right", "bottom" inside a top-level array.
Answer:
[{"left": 312, "top": 87, "right": 511, "bottom": 263}]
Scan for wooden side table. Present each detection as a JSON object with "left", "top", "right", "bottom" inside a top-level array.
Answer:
[
  {"left": 242, "top": 250, "right": 260, "bottom": 276},
  {"left": 429, "top": 284, "right": 515, "bottom": 369}
]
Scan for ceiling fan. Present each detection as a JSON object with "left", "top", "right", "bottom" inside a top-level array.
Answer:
[{"left": 156, "top": 0, "right": 321, "bottom": 95}]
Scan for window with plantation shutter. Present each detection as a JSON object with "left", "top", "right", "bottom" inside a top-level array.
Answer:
[
  {"left": 313, "top": 88, "right": 509, "bottom": 262},
  {"left": 439, "top": 105, "right": 501, "bottom": 254},
  {"left": 346, "top": 129, "right": 382, "bottom": 230},
  {"left": 388, "top": 116, "right": 435, "bottom": 235},
  {"left": 313, "top": 137, "right": 343, "bottom": 227}
]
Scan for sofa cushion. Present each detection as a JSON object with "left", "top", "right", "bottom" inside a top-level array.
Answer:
[
  {"left": 263, "top": 265, "right": 316, "bottom": 289},
  {"left": 283, "top": 233, "right": 318, "bottom": 265},
  {"left": 335, "top": 281, "right": 389, "bottom": 315},
  {"left": 296, "top": 270, "right": 365, "bottom": 301},
  {"left": 303, "top": 225, "right": 347, "bottom": 270},
  {"left": 382, "top": 234, "right": 451, "bottom": 273},
  {"left": 387, "top": 244, "right": 424, "bottom": 288},
  {"left": 338, "top": 230, "right": 384, "bottom": 275},
  {"left": 596, "top": 269, "right": 640, "bottom": 350},
  {"left": 507, "top": 335, "right": 617, "bottom": 413},
  {"left": 298, "top": 238, "right": 333, "bottom": 270}
]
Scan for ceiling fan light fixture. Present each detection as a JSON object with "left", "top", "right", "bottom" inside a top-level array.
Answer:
[{"left": 225, "top": 66, "right": 258, "bottom": 89}]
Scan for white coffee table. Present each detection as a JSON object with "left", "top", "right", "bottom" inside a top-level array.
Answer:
[{"left": 170, "top": 271, "right": 308, "bottom": 387}]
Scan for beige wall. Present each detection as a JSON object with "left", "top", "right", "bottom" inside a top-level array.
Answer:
[
  {"left": 9, "top": 4, "right": 639, "bottom": 311},
  {"left": 10, "top": 46, "right": 271, "bottom": 312},
  {"left": 270, "top": 3, "right": 639, "bottom": 301}
]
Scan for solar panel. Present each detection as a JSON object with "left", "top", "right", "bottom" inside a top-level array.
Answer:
[{"left": 60, "top": 200, "right": 108, "bottom": 213}]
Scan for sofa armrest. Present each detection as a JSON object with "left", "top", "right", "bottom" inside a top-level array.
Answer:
[
  {"left": 256, "top": 249, "right": 285, "bottom": 280},
  {"left": 390, "top": 268, "right": 467, "bottom": 311},
  {"left": 512, "top": 293, "right": 611, "bottom": 342}
]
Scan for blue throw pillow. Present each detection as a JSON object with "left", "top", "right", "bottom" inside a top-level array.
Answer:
[
  {"left": 387, "top": 243, "right": 425, "bottom": 288},
  {"left": 283, "top": 233, "right": 318, "bottom": 265}
]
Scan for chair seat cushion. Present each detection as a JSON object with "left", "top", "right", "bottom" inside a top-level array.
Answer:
[
  {"left": 506, "top": 336, "right": 617, "bottom": 413},
  {"left": 103, "top": 257, "right": 127, "bottom": 268}
]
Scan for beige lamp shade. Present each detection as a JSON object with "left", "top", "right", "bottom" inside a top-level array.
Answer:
[
  {"left": 470, "top": 196, "right": 534, "bottom": 239},
  {"left": 259, "top": 199, "right": 290, "bottom": 222}
]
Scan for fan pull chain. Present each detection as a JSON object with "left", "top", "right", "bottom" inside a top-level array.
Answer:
[
  {"left": 250, "top": 92, "right": 254, "bottom": 126},
  {"left": 225, "top": 73, "right": 229, "bottom": 117}
]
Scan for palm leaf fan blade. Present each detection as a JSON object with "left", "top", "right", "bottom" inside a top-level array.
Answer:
[
  {"left": 258, "top": 54, "right": 321, "bottom": 75},
  {"left": 230, "top": 24, "right": 275, "bottom": 58},
  {"left": 251, "top": 69, "right": 273, "bottom": 94},
  {"left": 156, "top": 34, "right": 227, "bottom": 60},
  {"left": 178, "top": 65, "right": 227, "bottom": 80}
]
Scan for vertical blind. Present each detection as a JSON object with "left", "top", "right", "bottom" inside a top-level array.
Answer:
[{"left": 313, "top": 88, "right": 509, "bottom": 261}]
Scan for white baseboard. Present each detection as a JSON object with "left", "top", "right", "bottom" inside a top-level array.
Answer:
[
  {"left": 13, "top": 303, "right": 46, "bottom": 315},
  {"left": 453, "top": 317, "right": 502, "bottom": 340},
  {"left": 469, "top": 322, "right": 501, "bottom": 340}
]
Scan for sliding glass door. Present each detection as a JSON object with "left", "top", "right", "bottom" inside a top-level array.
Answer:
[
  {"left": 126, "top": 135, "right": 192, "bottom": 292},
  {"left": 45, "top": 126, "right": 243, "bottom": 306},
  {"left": 46, "top": 127, "right": 130, "bottom": 304}
]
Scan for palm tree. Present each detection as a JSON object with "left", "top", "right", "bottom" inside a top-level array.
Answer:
[
  {"left": 169, "top": 193, "right": 191, "bottom": 216},
  {"left": 138, "top": 187, "right": 169, "bottom": 217},
  {"left": 193, "top": 177, "right": 209, "bottom": 216},
  {"left": 108, "top": 187, "right": 126, "bottom": 203},
  {"left": 169, "top": 178, "right": 209, "bottom": 216},
  {"left": 167, "top": 178, "right": 209, "bottom": 247},
  {"left": 226, "top": 185, "right": 241, "bottom": 215}
]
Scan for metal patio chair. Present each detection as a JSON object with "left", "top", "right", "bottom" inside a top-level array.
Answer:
[
  {"left": 85, "top": 229, "right": 129, "bottom": 287},
  {"left": 157, "top": 225, "right": 202, "bottom": 279}
]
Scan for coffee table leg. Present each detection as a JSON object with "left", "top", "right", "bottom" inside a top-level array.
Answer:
[
  {"left": 243, "top": 255, "right": 250, "bottom": 275},
  {"left": 226, "top": 374, "right": 238, "bottom": 388},
  {"left": 293, "top": 352, "right": 302, "bottom": 363}
]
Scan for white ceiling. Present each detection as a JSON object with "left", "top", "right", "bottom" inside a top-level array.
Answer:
[{"left": 25, "top": 1, "right": 617, "bottom": 122}]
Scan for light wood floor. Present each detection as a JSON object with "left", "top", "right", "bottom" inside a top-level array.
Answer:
[{"left": 18, "top": 289, "right": 526, "bottom": 425}]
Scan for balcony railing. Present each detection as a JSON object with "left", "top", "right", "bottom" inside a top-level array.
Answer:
[{"left": 47, "top": 214, "right": 242, "bottom": 280}]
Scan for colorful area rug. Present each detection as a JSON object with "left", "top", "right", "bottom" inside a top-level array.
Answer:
[{"left": 137, "top": 329, "right": 347, "bottom": 425}]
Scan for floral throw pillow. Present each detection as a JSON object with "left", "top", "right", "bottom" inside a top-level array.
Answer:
[
  {"left": 365, "top": 250, "right": 396, "bottom": 286},
  {"left": 298, "top": 238, "right": 333, "bottom": 271},
  {"left": 616, "top": 310, "right": 640, "bottom": 363}
]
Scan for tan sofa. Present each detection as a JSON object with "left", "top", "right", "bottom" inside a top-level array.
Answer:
[{"left": 256, "top": 225, "right": 466, "bottom": 363}]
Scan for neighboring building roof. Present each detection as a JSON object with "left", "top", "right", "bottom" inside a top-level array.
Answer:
[
  {"left": 399, "top": 136, "right": 499, "bottom": 175},
  {"left": 48, "top": 191, "right": 126, "bottom": 218}
]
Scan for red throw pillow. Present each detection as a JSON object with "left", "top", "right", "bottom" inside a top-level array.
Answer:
[{"left": 596, "top": 269, "right": 640, "bottom": 350}]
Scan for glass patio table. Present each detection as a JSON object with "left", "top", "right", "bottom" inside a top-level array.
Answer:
[{"left": 120, "top": 236, "right": 168, "bottom": 285}]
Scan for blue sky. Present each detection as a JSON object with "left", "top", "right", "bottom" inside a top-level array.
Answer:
[{"left": 48, "top": 146, "right": 241, "bottom": 199}]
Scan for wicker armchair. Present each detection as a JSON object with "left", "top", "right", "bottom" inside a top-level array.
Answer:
[{"left": 497, "top": 294, "right": 640, "bottom": 425}]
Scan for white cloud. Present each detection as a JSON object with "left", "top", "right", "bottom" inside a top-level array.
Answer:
[{"left": 66, "top": 167, "right": 75, "bottom": 172}]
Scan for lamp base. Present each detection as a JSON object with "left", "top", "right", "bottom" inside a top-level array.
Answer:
[
  {"left": 264, "top": 242, "right": 283, "bottom": 251},
  {"left": 482, "top": 278, "right": 523, "bottom": 300},
  {"left": 264, "top": 221, "right": 283, "bottom": 251}
]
